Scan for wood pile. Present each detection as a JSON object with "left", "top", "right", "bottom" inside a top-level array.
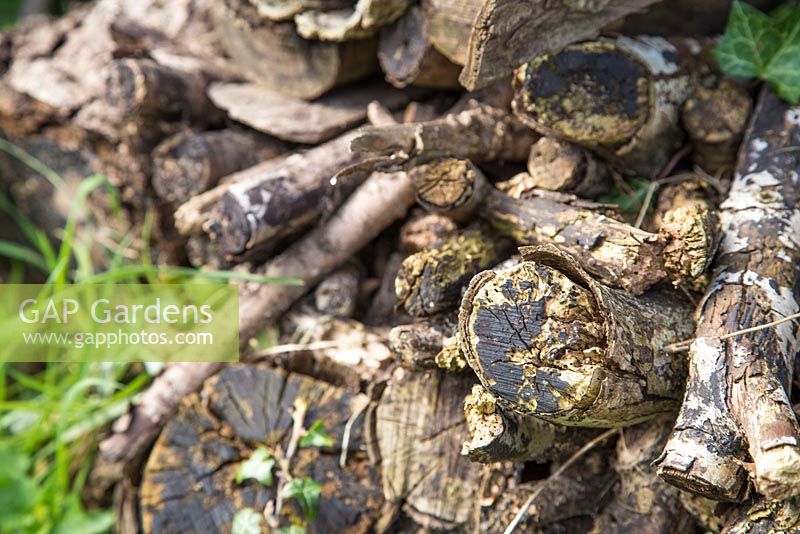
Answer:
[{"left": 2, "top": 0, "right": 799, "bottom": 532}]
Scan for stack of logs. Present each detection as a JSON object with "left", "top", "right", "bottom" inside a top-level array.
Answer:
[{"left": 2, "top": 0, "right": 800, "bottom": 532}]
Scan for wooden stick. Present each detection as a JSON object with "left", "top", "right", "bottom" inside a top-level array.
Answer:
[{"left": 656, "top": 88, "right": 800, "bottom": 502}]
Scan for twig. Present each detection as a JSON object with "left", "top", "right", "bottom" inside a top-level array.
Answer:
[
  {"left": 266, "top": 399, "right": 308, "bottom": 528},
  {"left": 633, "top": 171, "right": 696, "bottom": 229},
  {"left": 503, "top": 428, "right": 619, "bottom": 534},
  {"left": 665, "top": 311, "right": 800, "bottom": 353},
  {"left": 339, "top": 396, "right": 370, "bottom": 468}
]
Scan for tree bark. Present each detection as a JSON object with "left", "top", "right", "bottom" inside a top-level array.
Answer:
[
  {"left": 199, "top": 131, "right": 369, "bottom": 257},
  {"left": 152, "top": 129, "right": 286, "bottom": 205},
  {"left": 294, "top": 0, "right": 413, "bottom": 41},
  {"left": 460, "top": 0, "right": 660, "bottom": 90},
  {"left": 388, "top": 314, "right": 456, "bottom": 370},
  {"left": 656, "top": 88, "right": 800, "bottom": 502},
  {"left": 462, "top": 384, "right": 599, "bottom": 463},
  {"left": 513, "top": 37, "right": 698, "bottom": 176},
  {"left": 459, "top": 245, "right": 694, "bottom": 427},
  {"left": 412, "top": 157, "right": 490, "bottom": 221},
  {"left": 207, "top": 80, "right": 419, "bottom": 144},
  {"left": 350, "top": 100, "right": 538, "bottom": 167},
  {"left": 374, "top": 367, "right": 485, "bottom": 529},
  {"left": 213, "top": 0, "right": 378, "bottom": 100},
  {"left": 395, "top": 225, "right": 512, "bottom": 316},
  {"left": 378, "top": 6, "right": 461, "bottom": 90}
]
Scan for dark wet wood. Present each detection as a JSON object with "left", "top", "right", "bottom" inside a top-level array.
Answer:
[
  {"left": 459, "top": 245, "right": 694, "bottom": 427},
  {"left": 140, "top": 365, "right": 383, "bottom": 534}
]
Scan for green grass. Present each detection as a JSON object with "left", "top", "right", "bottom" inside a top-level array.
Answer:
[{"left": 0, "top": 140, "right": 293, "bottom": 532}]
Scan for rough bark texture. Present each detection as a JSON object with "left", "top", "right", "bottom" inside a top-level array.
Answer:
[
  {"left": 462, "top": 384, "right": 599, "bottom": 463},
  {"left": 139, "top": 365, "right": 383, "bottom": 533},
  {"left": 238, "top": 170, "right": 416, "bottom": 345},
  {"left": 682, "top": 79, "right": 752, "bottom": 176},
  {"left": 395, "top": 225, "right": 512, "bottom": 316},
  {"left": 375, "top": 367, "right": 483, "bottom": 529},
  {"left": 213, "top": 0, "right": 377, "bottom": 100},
  {"left": 419, "top": 0, "right": 482, "bottom": 66},
  {"left": 513, "top": 37, "right": 698, "bottom": 176},
  {"left": 459, "top": 245, "right": 694, "bottom": 427},
  {"left": 723, "top": 496, "right": 800, "bottom": 533},
  {"left": 652, "top": 179, "right": 719, "bottom": 292},
  {"left": 460, "top": 0, "right": 660, "bottom": 90},
  {"left": 591, "top": 418, "right": 694, "bottom": 533},
  {"left": 152, "top": 129, "right": 285, "bottom": 205},
  {"left": 656, "top": 88, "right": 800, "bottom": 502},
  {"left": 200, "top": 131, "right": 369, "bottom": 257},
  {"left": 388, "top": 314, "right": 456, "bottom": 370},
  {"left": 378, "top": 6, "right": 461, "bottom": 89},
  {"left": 483, "top": 188, "right": 712, "bottom": 294},
  {"left": 207, "top": 80, "right": 418, "bottom": 144},
  {"left": 350, "top": 100, "right": 538, "bottom": 167},
  {"left": 294, "top": 0, "right": 413, "bottom": 41}
]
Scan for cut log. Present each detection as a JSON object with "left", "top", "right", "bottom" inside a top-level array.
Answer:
[
  {"left": 388, "top": 314, "right": 456, "bottom": 370},
  {"left": 682, "top": 79, "right": 752, "bottom": 176},
  {"left": 378, "top": 6, "right": 461, "bottom": 89},
  {"left": 508, "top": 137, "right": 610, "bottom": 198},
  {"left": 313, "top": 264, "right": 361, "bottom": 318},
  {"left": 375, "top": 367, "right": 484, "bottom": 529},
  {"left": 213, "top": 0, "right": 377, "bottom": 100},
  {"left": 419, "top": 0, "right": 481, "bottom": 66},
  {"left": 397, "top": 211, "right": 458, "bottom": 253},
  {"left": 294, "top": 0, "right": 413, "bottom": 41},
  {"left": 513, "top": 37, "right": 699, "bottom": 176},
  {"left": 459, "top": 245, "right": 694, "bottom": 427},
  {"left": 483, "top": 188, "right": 713, "bottom": 294},
  {"left": 238, "top": 169, "right": 415, "bottom": 344},
  {"left": 152, "top": 129, "right": 286, "bottom": 205},
  {"left": 656, "top": 88, "right": 800, "bottom": 502},
  {"left": 462, "top": 384, "right": 599, "bottom": 463},
  {"left": 591, "top": 418, "right": 694, "bottom": 533},
  {"left": 395, "top": 225, "right": 512, "bottom": 316},
  {"left": 460, "top": 0, "right": 660, "bottom": 90},
  {"left": 412, "top": 157, "right": 490, "bottom": 221},
  {"left": 207, "top": 80, "right": 419, "bottom": 144},
  {"left": 350, "top": 100, "right": 538, "bottom": 166},
  {"left": 139, "top": 365, "right": 384, "bottom": 533},
  {"left": 201, "top": 131, "right": 368, "bottom": 257}
]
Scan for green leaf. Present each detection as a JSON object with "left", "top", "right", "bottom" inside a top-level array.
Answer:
[
  {"left": 276, "top": 525, "right": 308, "bottom": 534},
  {"left": 231, "top": 508, "right": 263, "bottom": 534},
  {"left": 299, "top": 420, "right": 334, "bottom": 449},
  {"left": 0, "top": 442, "right": 37, "bottom": 530},
  {"left": 282, "top": 477, "right": 323, "bottom": 523},
  {"left": 597, "top": 177, "right": 651, "bottom": 214},
  {"left": 236, "top": 448, "right": 275, "bottom": 487},
  {"left": 715, "top": 0, "right": 800, "bottom": 103}
]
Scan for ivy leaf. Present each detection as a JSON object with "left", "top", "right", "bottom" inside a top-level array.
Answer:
[
  {"left": 282, "top": 477, "right": 323, "bottom": 523},
  {"left": 299, "top": 420, "right": 334, "bottom": 449},
  {"left": 231, "top": 508, "right": 263, "bottom": 534},
  {"left": 715, "top": 0, "right": 800, "bottom": 103},
  {"left": 236, "top": 448, "right": 275, "bottom": 487}
]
